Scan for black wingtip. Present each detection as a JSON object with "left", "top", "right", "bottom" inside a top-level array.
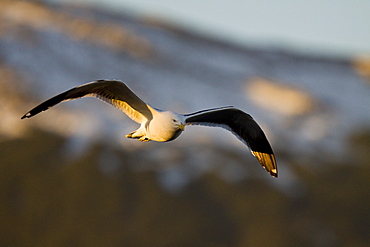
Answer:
[
  {"left": 251, "top": 151, "right": 278, "bottom": 178},
  {"left": 21, "top": 113, "right": 31, "bottom": 119},
  {"left": 267, "top": 168, "right": 278, "bottom": 178},
  {"left": 266, "top": 167, "right": 278, "bottom": 178},
  {"left": 271, "top": 170, "right": 278, "bottom": 178}
]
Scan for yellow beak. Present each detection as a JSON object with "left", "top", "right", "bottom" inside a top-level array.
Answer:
[{"left": 178, "top": 123, "right": 185, "bottom": 131}]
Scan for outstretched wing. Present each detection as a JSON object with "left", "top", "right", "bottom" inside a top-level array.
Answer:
[
  {"left": 185, "top": 108, "right": 277, "bottom": 177},
  {"left": 21, "top": 80, "right": 153, "bottom": 123}
]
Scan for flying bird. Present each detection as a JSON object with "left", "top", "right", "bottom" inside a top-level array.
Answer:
[{"left": 21, "top": 80, "right": 277, "bottom": 177}]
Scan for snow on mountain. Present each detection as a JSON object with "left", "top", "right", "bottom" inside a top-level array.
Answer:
[{"left": 1, "top": 1, "right": 369, "bottom": 186}]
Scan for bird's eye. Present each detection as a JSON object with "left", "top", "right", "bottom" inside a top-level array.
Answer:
[{"left": 172, "top": 119, "right": 177, "bottom": 122}]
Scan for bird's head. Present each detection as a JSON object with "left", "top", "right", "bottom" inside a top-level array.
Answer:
[
  {"left": 171, "top": 114, "right": 185, "bottom": 131},
  {"left": 149, "top": 111, "right": 185, "bottom": 142},
  {"left": 167, "top": 113, "right": 185, "bottom": 141}
]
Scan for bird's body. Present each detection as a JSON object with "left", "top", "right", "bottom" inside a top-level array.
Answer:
[
  {"left": 22, "top": 80, "right": 278, "bottom": 177},
  {"left": 126, "top": 108, "right": 185, "bottom": 142}
]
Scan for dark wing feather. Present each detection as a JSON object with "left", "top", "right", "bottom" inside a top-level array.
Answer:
[
  {"left": 21, "top": 80, "right": 153, "bottom": 123},
  {"left": 185, "top": 108, "right": 277, "bottom": 177}
]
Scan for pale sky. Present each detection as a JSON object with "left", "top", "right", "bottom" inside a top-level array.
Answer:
[{"left": 47, "top": 0, "right": 370, "bottom": 58}]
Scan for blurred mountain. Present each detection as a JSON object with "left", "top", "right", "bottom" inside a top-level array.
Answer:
[{"left": 1, "top": 1, "right": 370, "bottom": 246}]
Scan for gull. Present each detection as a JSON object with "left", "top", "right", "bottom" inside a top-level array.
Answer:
[{"left": 21, "top": 80, "right": 278, "bottom": 177}]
